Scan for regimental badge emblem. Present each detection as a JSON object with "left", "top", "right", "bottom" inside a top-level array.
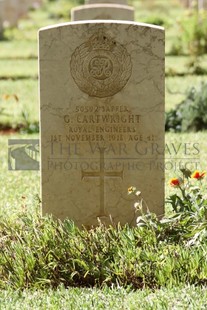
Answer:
[{"left": 70, "top": 30, "right": 132, "bottom": 98}]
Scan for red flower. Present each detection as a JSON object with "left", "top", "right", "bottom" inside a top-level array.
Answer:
[
  {"left": 191, "top": 170, "right": 206, "bottom": 180},
  {"left": 169, "top": 178, "right": 182, "bottom": 187}
]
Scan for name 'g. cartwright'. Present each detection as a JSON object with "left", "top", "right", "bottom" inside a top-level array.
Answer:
[{"left": 64, "top": 114, "right": 140, "bottom": 124}]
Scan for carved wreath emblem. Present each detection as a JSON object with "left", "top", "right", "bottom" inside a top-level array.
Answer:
[{"left": 70, "top": 30, "right": 132, "bottom": 98}]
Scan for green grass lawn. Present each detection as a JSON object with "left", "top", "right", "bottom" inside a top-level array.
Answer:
[
  {"left": 0, "top": 79, "right": 38, "bottom": 126},
  {"left": 0, "top": 134, "right": 39, "bottom": 219},
  {"left": 0, "top": 59, "right": 38, "bottom": 79},
  {"left": 0, "top": 40, "right": 37, "bottom": 59},
  {"left": 1, "top": 286, "right": 207, "bottom": 309}
]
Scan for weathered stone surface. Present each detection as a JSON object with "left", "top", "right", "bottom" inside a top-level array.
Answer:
[
  {"left": 39, "top": 21, "right": 165, "bottom": 227},
  {"left": 71, "top": 4, "right": 134, "bottom": 21}
]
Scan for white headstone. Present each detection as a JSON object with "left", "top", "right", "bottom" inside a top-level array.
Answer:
[
  {"left": 3, "top": 0, "right": 19, "bottom": 27},
  {"left": 18, "top": 0, "right": 30, "bottom": 18},
  {"left": 39, "top": 20, "right": 165, "bottom": 227},
  {"left": 86, "top": 0, "right": 127, "bottom": 3},
  {"left": 71, "top": 4, "right": 134, "bottom": 21}
]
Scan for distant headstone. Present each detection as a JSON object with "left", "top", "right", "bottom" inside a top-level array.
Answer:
[
  {"left": 0, "top": 0, "right": 5, "bottom": 36},
  {"left": 180, "top": 0, "right": 195, "bottom": 8},
  {"left": 71, "top": 4, "right": 134, "bottom": 21},
  {"left": 180, "top": 0, "right": 207, "bottom": 9},
  {"left": 86, "top": 0, "right": 127, "bottom": 3},
  {"left": 1, "top": 0, "right": 42, "bottom": 29},
  {"left": 3, "top": 0, "right": 19, "bottom": 27},
  {"left": 19, "top": 0, "right": 43, "bottom": 15},
  {"left": 198, "top": 0, "right": 207, "bottom": 9},
  {"left": 18, "top": 0, "right": 30, "bottom": 18},
  {"left": 0, "top": 0, "right": 5, "bottom": 30},
  {"left": 31, "top": 0, "right": 43, "bottom": 9},
  {"left": 39, "top": 21, "right": 165, "bottom": 227},
  {"left": 71, "top": 0, "right": 134, "bottom": 21}
]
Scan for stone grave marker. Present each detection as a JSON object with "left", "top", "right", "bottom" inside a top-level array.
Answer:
[
  {"left": 3, "top": 0, "right": 20, "bottom": 27},
  {"left": 2, "top": 0, "right": 39, "bottom": 28},
  {"left": 18, "top": 0, "right": 30, "bottom": 19},
  {"left": 32, "top": 0, "right": 43, "bottom": 9},
  {"left": 86, "top": 0, "right": 127, "bottom": 4},
  {"left": 180, "top": 0, "right": 194, "bottom": 8},
  {"left": 0, "top": 0, "right": 5, "bottom": 36},
  {"left": 71, "top": 0, "right": 134, "bottom": 21},
  {"left": 180, "top": 0, "right": 207, "bottom": 9},
  {"left": 39, "top": 21, "right": 165, "bottom": 227}
]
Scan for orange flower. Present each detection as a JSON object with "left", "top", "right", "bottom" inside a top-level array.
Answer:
[
  {"left": 169, "top": 178, "right": 182, "bottom": 187},
  {"left": 191, "top": 170, "right": 206, "bottom": 180}
]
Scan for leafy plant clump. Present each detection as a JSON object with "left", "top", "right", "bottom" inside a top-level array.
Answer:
[
  {"left": 165, "top": 81, "right": 207, "bottom": 132},
  {"left": 166, "top": 168, "right": 207, "bottom": 246},
  {"left": 170, "top": 9, "right": 207, "bottom": 56},
  {"left": 143, "top": 15, "right": 169, "bottom": 27},
  {"left": 0, "top": 169, "right": 207, "bottom": 291},
  {"left": 48, "top": 0, "right": 84, "bottom": 19},
  {"left": 129, "top": 168, "right": 207, "bottom": 246}
]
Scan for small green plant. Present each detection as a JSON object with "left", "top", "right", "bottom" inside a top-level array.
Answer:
[
  {"left": 167, "top": 169, "right": 206, "bottom": 214},
  {"left": 143, "top": 15, "right": 169, "bottom": 27},
  {"left": 186, "top": 56, "right": 207, "bottom": 75},
  {"left": 129, "top": 167, "right": 207, "bottom": 246},
  {"left": 169, "top": 38, "right": 184, "bottom": 56},
  {"left": 165, "top": 81, "right": 207, "bottom": 132},
  {"left": 166, "top": 169, "right": 207, "bottom": 246},
  {"left": 48, "top": 0, "right": 83, "bottom": 19},
  {"left": 171, "top": 9, "right": 207, "bottom": 56},
  {"left": 181, "top": 10, "right": 207, "bottom": 56},
  {"left": 0, "top": 30, "right": 4, "bottom": 41},
  {"left": 0, "top": 94, "right": 39, "bottom": 133},
  {"left": 20, "top": 111, "right": 39, "bottom": 134}
]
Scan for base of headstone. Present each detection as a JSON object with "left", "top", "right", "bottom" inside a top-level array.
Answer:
[{"left": 71, "top": 4, "right": 134, "bottom": 21}]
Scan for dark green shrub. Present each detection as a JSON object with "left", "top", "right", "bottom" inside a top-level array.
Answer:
[
  {"left": 165, "top": 82, "right": 207, "bottom": 132},
  {"left": 169, "top": 39, "right": 184, "bottom": 56},
  {"left": 186, "top": 57, "right": 207, "bottom": 75},
  {"left": 143, "top": 15, "right": 168, "bottom": 27},
  {"left": 48, "top": 0, "right": 79, "bottom": 19},
  {"left": 165, "top": 109, "right": 182, "bottom": 132}
]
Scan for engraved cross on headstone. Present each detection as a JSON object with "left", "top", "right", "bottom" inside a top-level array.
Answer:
[{"left": 81, "top": 147, "right": 123, "bottom": 217}]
